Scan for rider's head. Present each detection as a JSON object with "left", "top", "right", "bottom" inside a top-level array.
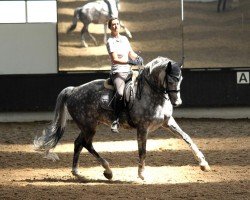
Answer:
[{"left": 108, "top": 17, "right": 120, "bottom": 29}]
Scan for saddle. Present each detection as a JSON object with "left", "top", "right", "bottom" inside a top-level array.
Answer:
[{"left": 100, "top": 70, "right": 139, "bottom": 111}]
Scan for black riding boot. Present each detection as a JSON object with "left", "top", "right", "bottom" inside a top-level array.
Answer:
[{"left": 111, "top": 96, "right": 124, "bottom": 133}]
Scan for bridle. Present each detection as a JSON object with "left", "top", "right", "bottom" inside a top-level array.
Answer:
[
  {"left": 164, "top": 65, "right": 182, "bottom": 93},
  {"left": 136, "top": 67, "right": 181, "bottom": 100}
]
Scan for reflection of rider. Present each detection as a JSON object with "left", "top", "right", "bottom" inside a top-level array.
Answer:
[{"left": 106, "top": 17, "right": 143, "bottom": 133}]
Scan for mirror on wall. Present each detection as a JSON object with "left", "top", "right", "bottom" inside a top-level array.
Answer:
[
  {"left": 184, "top": 0, "right": 250, "bottom": 68},
  {"left": 57, "top": 0, "right": 249, "bottom": 72},
  {"left": 57, "top": 0, "right": 182, "bottom": 72}
]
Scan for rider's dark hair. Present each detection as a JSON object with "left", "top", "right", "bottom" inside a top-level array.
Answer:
[{"left": 108, "top": 17, "right": 119, "bottom": 29}]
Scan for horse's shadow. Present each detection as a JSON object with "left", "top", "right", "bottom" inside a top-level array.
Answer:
[{"left": 22, "top": 174, "right": 136, "bottom": 185}]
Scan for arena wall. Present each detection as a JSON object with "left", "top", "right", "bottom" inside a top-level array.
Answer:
[{"left": 0, "top": 68, "right": 249, "bottom": 121}]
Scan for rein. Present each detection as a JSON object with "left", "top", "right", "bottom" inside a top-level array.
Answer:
[
  {"left": 136, "top": 69, "right": 180, "bottom": 100},
  {"left": 144, "top": 75, "right": 169, "bottom": 100}
]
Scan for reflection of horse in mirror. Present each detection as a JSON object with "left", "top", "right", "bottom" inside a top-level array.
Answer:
[
  {"left": 217, "top": 0, "right": 227, "bottom": 12},
  {"left": 34, "top": 56, "right": 210, "bottom": 180},
  {"left": 67, "top": 0, "right": 132, "bottom": 47}
]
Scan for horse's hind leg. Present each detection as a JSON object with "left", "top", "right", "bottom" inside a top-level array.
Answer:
[
  {"left": 163, "top": 116, "right": 211, "bottom": 172},
  {"left": 222, "top": 0, "right": 227, "bottom": 11},
  {"left": 217, "top": 0, "right": 222, "bottom": 12},
  {"left": 72, "top": 132, "right": 84, "bottom": 176},
  {"left": 85, "top": 139, "right": 113, "bottom": 180},
  {"left": 85, "top": 24, "right": 98, "bottom": 46},
  {"left": 72, "top": 128, "right": 113, "bottom": 180},
  {"left": 80, "top": 26, "right": 88, "bottom": 48}
]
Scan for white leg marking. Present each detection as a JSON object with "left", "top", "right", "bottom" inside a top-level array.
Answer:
[{"left": 166, "top": 117, "right": 210, "bottom": 171}]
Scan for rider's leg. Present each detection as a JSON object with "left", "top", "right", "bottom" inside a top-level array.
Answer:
[
  {"left": 111, "top": 94, "right": 123, "bottom": 133},
  {"left": 111, "top": 72, "right": 128, "bottom": 133}
]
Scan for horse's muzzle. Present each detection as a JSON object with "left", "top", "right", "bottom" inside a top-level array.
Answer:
[{"left": 173, "top": 99, "right": 182, "bottom": 107}]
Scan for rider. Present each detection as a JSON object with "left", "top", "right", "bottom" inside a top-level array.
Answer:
[{"left": 106, "top": 17, "right": 143, "bottom": 133}]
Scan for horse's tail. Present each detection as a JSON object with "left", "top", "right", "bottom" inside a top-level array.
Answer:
[
  {"left": 67, "top": 7, "right": 82, "bottom": 33},
  {"left": 34, "top": 86, "right": 74, "bottom": 154}
]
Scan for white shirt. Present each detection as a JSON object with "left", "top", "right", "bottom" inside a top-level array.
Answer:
[{"left": 106, "top": 35, "right": 132, "bottom": 73}]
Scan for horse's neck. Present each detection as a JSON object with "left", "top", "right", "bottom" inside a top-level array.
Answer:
[
  {"left": 136, "top": 71, "right": 168, "bottom": 104},
  {"left": 107, "top": 0, "right": 119, "bottom": 12},
  {"left": 115, "top": 0, "right": 120, "bottom": 10}
]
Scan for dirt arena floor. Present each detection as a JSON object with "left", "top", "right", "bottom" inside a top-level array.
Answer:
[
  {"left": 0, "top": 118, "right": 249, "bottom": 199},
  {"left": 58, "top": 0, "right": 250, "bottom": 71}
]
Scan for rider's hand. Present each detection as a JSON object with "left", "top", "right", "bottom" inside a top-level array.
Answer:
[
  {"left": 136, "top": 56, "right": 144, "bottom": 66},
  {"left": 127, "top": 59, "right": 138, "bottom": 66},
  {"left": 127, "top": 56, "right": 144, "bottom": 66}
]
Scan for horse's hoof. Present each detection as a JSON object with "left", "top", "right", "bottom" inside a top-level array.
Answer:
[
  {"left": 103, "top": 170, "right": 113, "bottom": 180},
  {"left": 138, "top": 171, "right": 145, "bottom": 180},
  {"left": 81, "top": 42, "right": 88, "bottom": 48},
  {"left": 200, "top": 165, "right": 211, "bottom": 172},
  {"left": 138, "top": 174, "right": 145, "bottom": 180},
  {"left": 71, "top": 169, "right": 79, "bottom": 177}
]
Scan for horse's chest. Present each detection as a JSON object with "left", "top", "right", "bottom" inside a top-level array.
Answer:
[
  {"left": 162, "top": 100, "right": 173, "bottom": 117},
  {"left": 143, "top": 100, "right": 173, "bottom": 122}
]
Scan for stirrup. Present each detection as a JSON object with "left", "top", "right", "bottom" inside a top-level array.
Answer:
[{"left": 111, "top": 121, "right": 119, "bottom": 133}]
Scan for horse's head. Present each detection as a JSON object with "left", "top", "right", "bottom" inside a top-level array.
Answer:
[
  {"left": 144, "top": 57, "right": 183, "bottom": 107},
  {"left": 165, "top": 61, "right": 183, "bottom": 107}
]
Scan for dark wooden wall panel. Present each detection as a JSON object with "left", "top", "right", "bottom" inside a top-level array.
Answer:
[{"left": 0, "top": 69, "right": 249, "bottom": 112}]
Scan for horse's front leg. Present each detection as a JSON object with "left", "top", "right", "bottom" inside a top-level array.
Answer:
[
  {"left": 163, "top": 116, "right": 211, "bottom": 172},
  {"left": 104, "top": 24, "right": 107, "bottom": 44},
  {"left": 137, "top": 127, "right": 148, "bottom": 180}
]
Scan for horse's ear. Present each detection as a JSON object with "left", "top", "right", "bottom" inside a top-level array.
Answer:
[
  {"left": 179, "top": 61, "right": 183, "bottom": 68},
  {"left": 167, "top": 61, "right": 172, "bottom": 72},
  {"left": 180, "top": 57, "right": 184, "bottom": 68},
  {"left": 177, "top": 62, "right": 183, "bottom": 69}
]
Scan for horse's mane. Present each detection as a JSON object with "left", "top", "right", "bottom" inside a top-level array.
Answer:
[{"left": 145, "top": 56, "right": 174, "bottom": 74}]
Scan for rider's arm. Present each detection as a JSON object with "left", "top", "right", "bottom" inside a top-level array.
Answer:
[
  {"left": 128, "top": 50, "right": 138, "bottom": 61},
  {"left": 109, "top": 52, "right": 129, "bottom": 64}
]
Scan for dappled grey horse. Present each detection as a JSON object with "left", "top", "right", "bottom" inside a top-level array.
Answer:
[
  {"left": 67, "top": 0, "right": 132, "bottom": 47},
  {"left": 34, "top": 56, "right": 210, "bottom": 180}
]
